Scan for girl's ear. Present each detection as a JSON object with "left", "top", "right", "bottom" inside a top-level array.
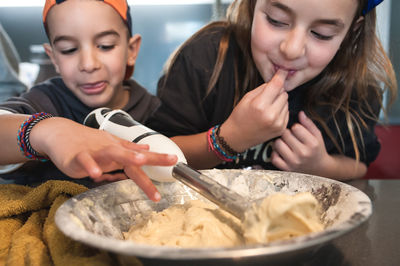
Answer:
[
  {"left": 43, "top": 43, "right": 60, "bottom": 73},
  {"left": 353, "top": 16, "right": 365, "bottom": 32},
  {"left": 127, "top": 34, "right": 142, "bottom": 67}
]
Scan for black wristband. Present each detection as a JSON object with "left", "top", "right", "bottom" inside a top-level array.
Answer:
[{"left": 215, "top": 125, "right": 240, "bottom": 156}]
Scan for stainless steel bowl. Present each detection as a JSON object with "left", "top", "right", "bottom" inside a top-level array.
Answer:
[{"left": 55, "top": 170, "right": 372, "bottom": 265}]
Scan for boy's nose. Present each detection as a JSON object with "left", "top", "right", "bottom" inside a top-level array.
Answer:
[
  {"left": 79, "top": 49, "right": 100, "bottom": 72},
  {"left": 280, "top": 28, "right": 306, "bottom": 60}
]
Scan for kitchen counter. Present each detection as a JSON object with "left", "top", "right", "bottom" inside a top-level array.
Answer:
[{"left": 300, "top": 179, "right": 400, "bottom": 266}]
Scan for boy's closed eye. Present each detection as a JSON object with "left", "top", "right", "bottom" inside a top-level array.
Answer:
[
  {"left": 52, "top": 36, "right": 78, "bottom": 55},
  {"left": 60, "top": 47, "right": 78, "bottom": 55},
  {"left": 55, "top": 42, "right": 116, "bottom": 55}
]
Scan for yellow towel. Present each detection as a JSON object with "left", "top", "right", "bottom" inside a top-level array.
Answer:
[{"left": 0, "top": 180, "right": 142, "bottom": 266}]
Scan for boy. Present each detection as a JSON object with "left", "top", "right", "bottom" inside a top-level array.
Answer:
[{"left": 0, "top": 0, "right": 177, "bottom": 202}]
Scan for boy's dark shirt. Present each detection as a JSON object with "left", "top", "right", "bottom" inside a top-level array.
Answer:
[
  {"left": 148, "top": 26, "right": 381, "bottom": 170},
  {"left": 0, "top": 77, "right": 160, "bottom": 186}
]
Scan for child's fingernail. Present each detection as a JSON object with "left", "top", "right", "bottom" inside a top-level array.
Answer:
[
  {"left": 154, "top": 192, "right": 161, "bottom": 202},
  {"left": 167, "top": 154, "right": 177, "bottom": 160}
]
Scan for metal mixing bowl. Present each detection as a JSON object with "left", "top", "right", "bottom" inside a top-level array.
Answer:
[{"left": 55, "top": 169, "right": 372, "bottom": 265}]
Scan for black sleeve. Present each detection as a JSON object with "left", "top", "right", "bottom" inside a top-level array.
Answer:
[
  {"left": 123, "top": 79, "right": 161, "bottom": 124},
  {"left": 0, "top": 78, "right": 94, "bottom": 122},
  {"left": 0, "top": 86, "right": 58, "bottom": 115},
  {"left": 148, "top": 47, "right": 214, "bottom": 137}
]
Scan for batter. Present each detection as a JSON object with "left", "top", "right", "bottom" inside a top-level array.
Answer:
[
  {"left": 243, "top": 192, "right": 324, "bottom": 244},
  {"left": 124, "top": 192, "right": 323, "bottom": 247}
]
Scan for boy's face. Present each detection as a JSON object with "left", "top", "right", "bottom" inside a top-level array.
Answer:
[
  {"left": 251, "top": 0, "right": 358, "bottom": 91},
  {"left": 44, "top": 0, "right": 140, "bottom": 108}
]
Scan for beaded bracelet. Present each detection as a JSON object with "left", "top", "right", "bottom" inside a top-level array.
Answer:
[
  {"left": 214, "top": 125, "right": 240, "bottom": 156},
  {"left": 17, "top": 112, "right": 54, "bottom": 162},
  {"left": 207, "top": 127, "right": 233, "bottom": 162},
  {"left": 207, "top": 125, "right": 239, "bottom": 162}
]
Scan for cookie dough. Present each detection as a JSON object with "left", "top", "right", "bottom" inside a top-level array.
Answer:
[
  {"left": 124, "top": 192, "right": 323, "bottom": 248},
  {"left": 124, "top": 200, "right": 243, "bottom": 247},
  {"left": 243, "top": 192, "right": 324, "bottom": 244}
]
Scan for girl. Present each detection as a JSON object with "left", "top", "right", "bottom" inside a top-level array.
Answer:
[
  {"left": 148, "top": 0, "right": 397, "bottom": 180},
  {"left": 0, "top": 0, "right": 178, "bottom": 202}
]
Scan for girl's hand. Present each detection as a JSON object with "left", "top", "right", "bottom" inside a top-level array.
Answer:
[
  {"left": 271, "top": 111, "right": 331, "bottom": 175},
  {"left": 30, "top": 117, "right": 177, "bottom": 201},
  {"left": 220, "top": 70, "right": 289, "bottom": 152}
]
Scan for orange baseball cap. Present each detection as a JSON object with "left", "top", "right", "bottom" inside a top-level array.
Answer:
[{"left": 43, "top": 0, "right": 134, "bottom": 79}]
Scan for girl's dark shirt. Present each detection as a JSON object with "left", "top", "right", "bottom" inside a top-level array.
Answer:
[
  {"left": 148, "top": 26, "right": 381, "bottom": 170},
  {"left": 0, "top": 77, "right": 160, "bottom": 186}
]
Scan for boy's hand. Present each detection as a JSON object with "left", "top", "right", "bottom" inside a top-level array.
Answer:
[
  {"left": 220, "top": 70, "right": 289, "bottom": 152},
  {"left": 271, "top": 111, "right": 330, "bottom": 175},
  {"left": 30, "top": 117, "right": 177, "bottom": 202}
]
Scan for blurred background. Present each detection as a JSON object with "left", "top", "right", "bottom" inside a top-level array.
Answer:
[{"left": 0, "top": 0, "right": 398, "bottom": 123}]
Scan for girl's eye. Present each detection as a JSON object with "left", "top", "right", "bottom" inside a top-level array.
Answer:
[
  {"left": 60, "top": 48, "right": 77, "bottom": 55},
  {"left": 311, "top": 31, "right": 333, "bottom": 41},
  {"left": 266, "top": 15, "right": 288, "bottom": 27},
  {"left": 98, "top": 44, "right": 115, "bottom": 51}
]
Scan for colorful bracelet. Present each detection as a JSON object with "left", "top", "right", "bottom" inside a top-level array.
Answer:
[
  {"left": 207, "top": 127, "right": 233, "bottom": 162},
  {"left": 206, "top": 125, "right": 239, "bottom": 162},
  {"left": 215, "top": 125, "right": 240, "bottom": 156},
  {"left": 17, "top": 112, "right": 54, "bottom": 162}
]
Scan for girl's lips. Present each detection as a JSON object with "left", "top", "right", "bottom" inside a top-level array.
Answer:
[
  {"left": 80, "top": 81, "right": 107, "bottom": 95},
  {"left": 274, "top": 64, "right": 297, "bottom": 78}
]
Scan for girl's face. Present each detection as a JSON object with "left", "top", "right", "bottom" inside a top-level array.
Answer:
[
  {"left": 44, "top": 0, "right": 140, "bottom": 108},
  {"left": 251, "top": 0, "right": 358, "bottom": 91}
]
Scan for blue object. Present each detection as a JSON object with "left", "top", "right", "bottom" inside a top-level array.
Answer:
[{"left": 363, "top": 0, "right": 384, "bottom": 15}]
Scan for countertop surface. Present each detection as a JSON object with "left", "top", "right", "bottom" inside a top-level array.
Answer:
[{"left": 299, "top": 179, "right": 400, "bottom": 266}]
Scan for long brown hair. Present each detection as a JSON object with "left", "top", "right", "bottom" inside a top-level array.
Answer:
[{"left": 164, "top": 0, "right": 397, "bottom": 161}]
